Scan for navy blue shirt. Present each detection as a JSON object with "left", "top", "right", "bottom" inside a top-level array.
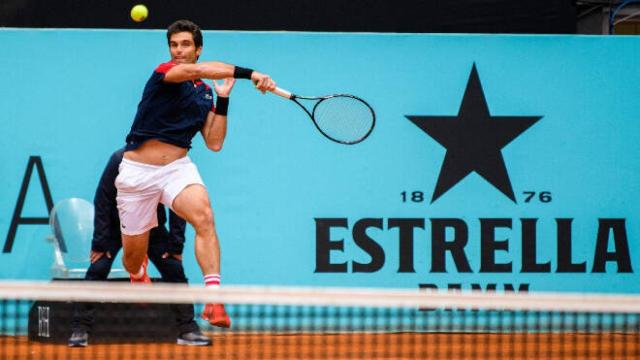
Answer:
[
  {"left": 125, "top": 62, "right": 215, "bottom": 150},
  {"left": 92, "top": 148, "right": 187, "bottom": 254}
]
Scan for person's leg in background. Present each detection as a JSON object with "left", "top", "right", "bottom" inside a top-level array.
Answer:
[
  {"left": 69, "top": 249, "right": 118, "bottom": 347},
  {"left": 148, "top": 240, "right": 211, "bottom": 346}
]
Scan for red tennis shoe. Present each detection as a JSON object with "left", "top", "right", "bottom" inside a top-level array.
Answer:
[{"left": 201, "top": 303, "right": 231, "bottom": 328}]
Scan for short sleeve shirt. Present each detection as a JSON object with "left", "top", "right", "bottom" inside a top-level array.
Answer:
[{"left": 125, "top": 62, "right": 215, "bottom": 150}]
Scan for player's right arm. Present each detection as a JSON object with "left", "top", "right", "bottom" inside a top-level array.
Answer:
[
  {"left": 164, "top": 63, "right": 276, "bottom": 91},
  {"left": 163, "top": 62, "right": 234, "bottom": 83}
]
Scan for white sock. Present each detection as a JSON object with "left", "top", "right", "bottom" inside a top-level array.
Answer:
[{"left": 204, "top": 274, "right": 221, "bottom": 288}]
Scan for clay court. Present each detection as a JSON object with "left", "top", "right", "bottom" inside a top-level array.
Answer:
[{"left": 4, "top": 332, "right": 639, "bottom": 359}]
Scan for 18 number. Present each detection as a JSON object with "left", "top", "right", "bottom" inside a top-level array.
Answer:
[{"left": 401, "top": 191, "right": 424, "bottom": 203}]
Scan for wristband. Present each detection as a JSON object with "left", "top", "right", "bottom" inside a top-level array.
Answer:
[
  {"left": 233, "top": 66, "right": 254, "bottom": 79},
  {"left": 215, "top": 96, "right": 229, "bottom": 116}
]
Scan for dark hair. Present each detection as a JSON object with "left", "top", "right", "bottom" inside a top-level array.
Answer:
[{"left": 167, "top": 20, "right": 203, "bottom": 48}]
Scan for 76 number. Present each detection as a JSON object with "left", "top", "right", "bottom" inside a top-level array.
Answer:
[{"left": 523, "top": 191, "right": 552, "bottom": 203}]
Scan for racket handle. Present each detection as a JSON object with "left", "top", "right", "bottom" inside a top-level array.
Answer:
[{"left": 271, "top": 87, "right": 293, "bottom": 99}]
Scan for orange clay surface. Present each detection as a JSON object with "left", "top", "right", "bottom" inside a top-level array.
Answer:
[{"left": 2, "top": 332, "right": 638, "bottom": 359}]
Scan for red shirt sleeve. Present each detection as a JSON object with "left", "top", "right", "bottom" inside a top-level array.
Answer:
[
  {"left": 155, "top": 62, "right": 177, "bottom": 74},
  {"left": 209, "top": 87, "right": 216, "bottom": 112}
]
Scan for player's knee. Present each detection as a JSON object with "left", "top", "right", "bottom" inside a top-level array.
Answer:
[{"left": 191, "top": 207, "right": 214, "bottom": 233}]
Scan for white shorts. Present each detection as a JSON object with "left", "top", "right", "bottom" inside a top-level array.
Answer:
[{"left": 115, "top": 156, "right": 204, "bottom": 235}]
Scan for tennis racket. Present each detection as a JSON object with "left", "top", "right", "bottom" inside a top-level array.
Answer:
[{"left": 270, "top": 87, "right": 375, "bottom": 145}]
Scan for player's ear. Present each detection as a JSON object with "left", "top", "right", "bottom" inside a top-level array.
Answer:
[{"left": 196, "top": 46, "right": 203, "bottom": 59}]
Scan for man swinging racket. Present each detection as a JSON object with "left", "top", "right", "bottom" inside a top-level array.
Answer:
[
  {"left": 116, "top": 19, "right": 276, "bottom": 327},
  {"left": 69, "top": 148, "right": 211, "bottom": 347}
]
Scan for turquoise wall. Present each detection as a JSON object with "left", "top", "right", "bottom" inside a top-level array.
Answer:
[{"left": 1, "top": 30, "right": 639, "bottom": 294}]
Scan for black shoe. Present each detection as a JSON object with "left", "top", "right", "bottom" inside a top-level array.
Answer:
[
  {"left": 177, "top": 330, "right": 212, "bottom": 346},
  {"left": 68, "top": 330, "right": 88, "bottom": 347}
]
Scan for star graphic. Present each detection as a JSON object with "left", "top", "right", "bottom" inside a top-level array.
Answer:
[{"left": 406, "top": 64, "right": 542, "bottom": 203}]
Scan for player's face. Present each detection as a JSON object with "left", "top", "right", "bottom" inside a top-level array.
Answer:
[{"left": 169, "top": 32, "right": 202, "bottom": 64}]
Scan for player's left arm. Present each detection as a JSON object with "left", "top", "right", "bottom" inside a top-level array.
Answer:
[{"left": 201, "top": 78, "right": 236, "bottom": 151}]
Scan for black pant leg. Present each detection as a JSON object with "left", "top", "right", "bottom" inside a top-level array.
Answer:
[
  {"left": 70, "top": 255, "right": 116, "bottom": 332},
  {"left": 148, "top": 244, "right": 198, "bottom": 334}
]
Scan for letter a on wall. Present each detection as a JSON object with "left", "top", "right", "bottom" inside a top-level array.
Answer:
[{"left": 3, "top": 156, "right": 54, "bottom": 253}]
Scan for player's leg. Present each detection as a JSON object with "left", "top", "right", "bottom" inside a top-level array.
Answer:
[
  {"left": 171, "top": 184, "right": 219, "bottom": 275},
  {"left": 115, "top": 157, "right": 162, "bottom": 283},
  {"left": 160, "top": 157, "right": 229, "bottom": 327},
  {"left": 122, "top": 232, "right": 151, "bottom": 282},
  {"left": 148, "top": 242, "right": 211, "bottom": 345},
  {"left": 171, "top": 184, "right": 230, "bottom": 327}
]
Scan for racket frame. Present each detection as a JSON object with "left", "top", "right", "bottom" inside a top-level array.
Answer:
[{"left": 271, "top": 87, "right": 375, "bottom": 145}]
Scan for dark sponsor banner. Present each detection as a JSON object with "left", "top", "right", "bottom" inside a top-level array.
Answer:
[{"left": 0, "top": 0, "right": 576, "bottom": 33}]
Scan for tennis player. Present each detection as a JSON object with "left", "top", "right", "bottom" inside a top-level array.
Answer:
[
  {"left": 69, "top": 148, "right": 211, "bottom": 347},
  {"left": 115, "top": 19, "right": 276, "bottom": 327}
]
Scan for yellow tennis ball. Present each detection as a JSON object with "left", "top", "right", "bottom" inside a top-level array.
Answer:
[{"left": 130, "top": 4, "right": 148, "bottom": 22}]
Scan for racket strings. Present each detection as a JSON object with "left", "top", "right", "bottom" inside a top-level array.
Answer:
[{"left": 312, "top": 96, "right": 375, "bottom": 144}]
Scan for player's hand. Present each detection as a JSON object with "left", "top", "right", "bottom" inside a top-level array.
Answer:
[
  {"left": 162, "top": 252, "right": 183, "bottom": 261},
  {"left": 213, "top": 78, "right": 236, "bottom": 98},
  {"left": 251, "top": 71, "right": 276, "bottom": 94},
  {"left": 90, "top": 250, "right": 111, "bottom": 264}
]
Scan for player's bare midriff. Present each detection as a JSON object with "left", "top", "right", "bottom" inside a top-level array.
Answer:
[{"left": 123, "top": 139, "right": 188, "bottom": 166}]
